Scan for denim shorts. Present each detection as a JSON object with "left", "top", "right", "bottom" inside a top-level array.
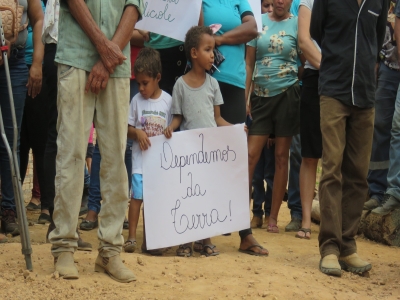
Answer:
[{"left": 131, "top": 173, "right": 143, "bottom": 200}]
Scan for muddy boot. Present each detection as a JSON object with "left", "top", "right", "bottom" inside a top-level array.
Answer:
[
  {"left": 285, "top": 218, "right": 301, "bottom": 232},
  {"left": 1, "top": 209, "right": 19, "bottom": 236},
  {"left": 339, "top": 253, "right": 372, "bottom": 273},
  {"left": 319, "top": 254, "right": 342, "bottom": 277},
  {"left": 250, "top": 216, "right": 263, "bottom": 228},
  {"left": 54, "top": 252, "right": 79, "bottom": 279},
  {"left": 94, "top": 254, "right": 136, "bottom": 283}
]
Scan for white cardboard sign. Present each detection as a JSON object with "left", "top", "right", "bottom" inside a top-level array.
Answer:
[
  {"left": 142, "top": 125, "right": 250, "bottom": 250},
  {"left": 135, "top": 0, "right": 202, "bottom": 42},
  {"left": 248, "top": 0, "right": 262, "bottom": 32}
]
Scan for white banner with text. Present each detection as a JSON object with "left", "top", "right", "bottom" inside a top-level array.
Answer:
[
  {"left": 142, "top": 125, "right": 250, "bottom": 250},
  {"left": 135, "top": 0, "right": 202, "bottom": 42}
]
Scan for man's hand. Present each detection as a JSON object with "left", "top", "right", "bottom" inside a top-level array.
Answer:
[
  {"left": 27, "top": 63, "right": 42, "bottom": 98},
  {"left": 85, "top": 60, "right": 110, "bottom": 94},
  {"left": 97, "top": 39, "right": 126, "bottom": 74},
  {"left": 0, "top": 39, "right": 11, "bottom": 66},
  {"left": 136, "top": 129, "right": 151, "bottom": 150}
]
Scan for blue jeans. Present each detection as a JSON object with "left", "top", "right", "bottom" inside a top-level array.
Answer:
[
  {"left": 386, "top": 82, "right": 400, "bottom": 200},
  {"left": 84, "top": 166, "right": 90, "bottom": 187},
  {"left": 252, "top": 144, "right": 275, "bottom": 217},
  {"left": 0, "top": 49, "right": 28, "bottom": 212},
  {"left": 367, "top": 63, "right": 400, "bottom": 203},
  {"left": 288, "top": 134, "right": 302, "bottom": 220}
]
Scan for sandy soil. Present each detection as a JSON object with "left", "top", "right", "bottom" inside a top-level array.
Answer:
[{"left": 1, "top": 203, "right": 400, "bottom": 300}]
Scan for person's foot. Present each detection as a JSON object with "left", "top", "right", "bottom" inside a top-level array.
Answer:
[
  {"left": 371, "top": 194, "right": 400, "bottom": 215},
  {"left": 339, "top": 253, "right": 372, "bottom": 274},
  {"left": 239, "top": 234, "right": 269, "bottom": 256},
  {"left": 54, "top": 252, "right": 79, "bottom": 279},
  {"left": 295, "top": 228, "right": 311, "bottom": 239},
  {"left": 363, "top": 198, "right": 380, "bottom": 210},
  {"left": 250, "top": 215, "right": 263, "bottom": 228},
  {"left": 193, "top": 240, "right": 203, "bottom": 252},
  {"left": 38, "top": 212, "right": 51, "bottom": 224},
  {"left": 261, "top": 216, "right": 269, "bottom": 229},
  {"left": 285, "top": 218, "right": 301, "bottom": 232},
  {"left": 1, "top": 209, "right": 19, "bottom": 236},
  {"left": 123, "top": 239, "right": 137, "bottom": 253},
  {"left": 26, "top": 197, "right": 41, "bottom": 211},
  {"left": 319, "top": 254, "right": 341, "bottom": 277},
  {"left": 0, "top": 233, "right": 7, "bottom": 243},
  {"left": 94, "top": 254, "right": 136, "bottom": 283},
  {"left": 80, "top": 210, "right": 98, "bottom": 231}
]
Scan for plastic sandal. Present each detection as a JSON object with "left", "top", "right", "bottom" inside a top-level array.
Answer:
[{"left": 267, "top": 224, "right": 279, "bottom": 233}]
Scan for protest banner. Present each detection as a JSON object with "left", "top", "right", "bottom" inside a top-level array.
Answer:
[
  {"left": 249, "top": 0, "right": 262, "bottom": 32},
  {"left": 135, "top": 0, "right": 202, "bottom": 42},
  {"left": 142, "top": 125, "right": 250, "bottom": 250}
]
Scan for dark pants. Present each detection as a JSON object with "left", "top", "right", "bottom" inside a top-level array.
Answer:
[
  {"left": 41, "top": 44, "right": 58, "bottom": 214},
  {"left": 0, "top": 48, "right": 28, "bottom": 213},
  {"left": 20, "top": 65, "right": 49, "bottom": 204},
  {"left": 318, "top": 96, "right": 374, "bottom": 258}
]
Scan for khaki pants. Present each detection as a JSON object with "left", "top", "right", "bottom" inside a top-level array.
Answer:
[
  {"left": 318, "top": 96, "right": 374, "bottom": 258},
  {"left": 49, "top": 64, "right": 129, "bottom": 258}
]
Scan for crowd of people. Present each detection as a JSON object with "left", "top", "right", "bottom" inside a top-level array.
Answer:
[{"left": 0, "top": 0, "right": 397, "bottom": 283}]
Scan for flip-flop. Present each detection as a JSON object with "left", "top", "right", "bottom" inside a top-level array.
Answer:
[
  {"left": 295, "top": 228, "right": 311, "bottom": 240},
  {"left": 193, "top": 240, "right": 203, "bottom": 253},
  {"left": 200, "top": 244, "right": 219, "bottom": 257},
  {"left": 123, "top": 239, "right": 137, "bottom": 253},
  {"left": 176, "top": 243, "right": 192, "bottom": 257},
  {"left": 239, "top": 244, "right": 269, "bottom": 257},
  {"left": 267, "top": 224, "right": 279, "bottom": 233}
]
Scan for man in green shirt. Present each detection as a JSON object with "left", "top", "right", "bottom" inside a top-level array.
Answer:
[{"left": 49, "top": 0, "right": 143, "bottom": 283}]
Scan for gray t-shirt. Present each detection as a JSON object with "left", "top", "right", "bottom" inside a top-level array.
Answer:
[
  {"left": 171, "top": 73, "right": 224, "bottom": 131},
  {"left": 300, "top": 0, "right": 320, "bottom": 70}
]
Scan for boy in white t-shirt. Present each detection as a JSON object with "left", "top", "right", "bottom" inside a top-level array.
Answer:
[{"left": 124, "top": 48, "right": 172, "bottom": 255}]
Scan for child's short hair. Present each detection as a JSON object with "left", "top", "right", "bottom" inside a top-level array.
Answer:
[
  {"left": 134, "top": 47, "right": 162, "bottom": 78},
  {"left": 184, "top": 26, "right": 214, "bottom": 63}
]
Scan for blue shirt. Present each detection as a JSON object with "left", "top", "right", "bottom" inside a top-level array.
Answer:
[
  {"left": 247, "top": 14, "right": 299, "bottom": 97},
  {"left": 25, "top": 0, "right": 46, "bottom": 65},
  {"left": 290, "top": 0, "right": 301, "bottom": 16},
  {"left": 203, "top": 0, "right": 253, "bottom": 89}
]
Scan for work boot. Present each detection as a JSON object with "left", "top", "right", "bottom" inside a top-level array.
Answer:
[
  {"left": 319, "top": 254, "right": 341, "bottom": 277},
  {"left": 94, "top": 254, "right": 136, "bottom": 283},
  {"left": 285, "top": 217, "right": 301, "bottom": 232},
  {"left": 1, "top": 209, "right": 19, "bottom": 236},
  {"left": 363, "top": 198, "right": 379, "bottom": 210},
  {"left": 54, "top": 252, "right": 79, "bottom": 279},
  {"left": 372, "top": 194, "right": 400, "bottom": 216},
  {"left": 250, "top": 215, "right": 263, "bottom": 228},
  {"left": 339, "top": 253, "right": 372, "bottom": 273}
]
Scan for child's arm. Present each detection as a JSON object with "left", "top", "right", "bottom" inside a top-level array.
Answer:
[
  {"left": 164, "top": 115, "right": 183, "bottom": 138},
  {"left": 214, "top": 106, "right": 231, "bottom": 127},
  {"left": 128, "top": 124, "right": 151, "bottom": 150}
]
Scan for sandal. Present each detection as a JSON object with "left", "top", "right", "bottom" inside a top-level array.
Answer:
[
  {"left": 26, "top": 202, "right": 41, "bottom": 211},
  {"left": 200, "top": 244, "right": 219, "bottom": 257},
  {"left": 193, "top": 240, "right": 203, "bottom": 252},
  {"left": 123, "top": 239, "right": 137, "bottom": 253},
  {"left": 267, "top": 224, "right": 279, "bottom": 233},
  {"left": 239, "top": 244, "right": 269, "bottom": 256},
  {"left": 176, "top": 243, "right": 192, "bottom": 257},
  {"left": 295, "top": 228, "right": 311, "bottom": 240}
]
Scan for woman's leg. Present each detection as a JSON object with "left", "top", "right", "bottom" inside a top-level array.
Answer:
[
  {"left": 298, "top": 157, "right": 319, "bottom": 237},
  {"left": 269, "top": 136, "right": 293, "bottom": 227},
  {"left": 128, "top": 199, "right": 142, "bottom": 242}
]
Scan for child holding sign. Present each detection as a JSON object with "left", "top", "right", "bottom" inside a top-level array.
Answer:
[
  {"left": 125, "top": 48, "right": 173, "bottom": 255},
  {"left": 164, "top": 26, "right": 234, "bottom": 257}
]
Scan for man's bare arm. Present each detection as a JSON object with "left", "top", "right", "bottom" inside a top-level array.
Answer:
[{"left": 111, "top": 5, "right": 140, "bottom": 54}]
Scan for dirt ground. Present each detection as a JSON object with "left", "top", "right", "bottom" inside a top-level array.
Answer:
[{"left": 1, "top": 203, "right": 400, "bottom": 300}]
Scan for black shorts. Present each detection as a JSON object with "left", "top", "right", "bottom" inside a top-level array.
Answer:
[
  {"left": 249, "top": 82, "right": 300, "bottom": 137},
  {"left": 300, "top": 69, "right": 322, "bottom": 158}
]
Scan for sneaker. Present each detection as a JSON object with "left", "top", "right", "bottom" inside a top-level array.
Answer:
[
  {"left": 285, "top": 218, "right": 301, "bottom": 232},
  {"left": 319, "top": 254, "right": 342, "bottom": 277},
  {"left": 1, "top": 209, "right": 19, "bottom": 236},
  {"left": 371, "top": 194, "right": 400, "bottom": 216},
  {"left": 339, "top": 253, "right": 372, "bottom": 273},
  {"left": 250, "top": 215, "right": 263, "bottom": 228},
  {"left": 363, "top": 198, "right": 379, "bottom": 210},
  {"left": 94, "top": 254, "right": 136, "bottom": 283}
]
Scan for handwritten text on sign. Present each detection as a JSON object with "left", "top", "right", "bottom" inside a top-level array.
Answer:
[
  {"left": 142, "top": 125, "right": 250, "bottom": 250},
  {"left": 135, "top": 0, "right": 202, "bottom": 42}
]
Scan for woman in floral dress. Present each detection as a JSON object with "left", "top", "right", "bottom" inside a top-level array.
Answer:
[{"left": 245, "top": 0, "right": 303, "bottom": 234}]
